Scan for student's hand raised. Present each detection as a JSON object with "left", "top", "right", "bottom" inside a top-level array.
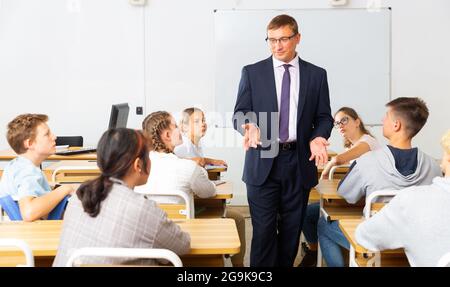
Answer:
[
  {"left": 191, "top": 157, "right": 206, "bottom": 167},
  {"left": 242, "top": 123, "right": 261, "bottom": 151},
  {"left": 309, "top": 137, "right": 330, "bottom": 167}
]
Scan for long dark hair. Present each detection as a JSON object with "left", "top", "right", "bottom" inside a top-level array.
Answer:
[
  {"left": 335, "top": 107, "right": 374, "bottom": 149},
  {"left": 76, "top": 128, "right": 150, "bottom": 217}
]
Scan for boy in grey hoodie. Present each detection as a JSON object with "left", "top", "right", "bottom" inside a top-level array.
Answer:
[
  {"left": 317, "top": 97, "right": 441, "bottom": 267},
  {"left": 355, "top": 130, "right": 450, "bottom": 267}
]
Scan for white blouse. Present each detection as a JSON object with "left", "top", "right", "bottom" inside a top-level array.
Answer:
[
  {"left": 357, "top": 134, "right": 381, "bottom": 151},
  {"left": 135, "top": 151, "right": 216, "bottom": 204}
]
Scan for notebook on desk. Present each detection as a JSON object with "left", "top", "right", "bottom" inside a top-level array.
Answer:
[
  {"left": 54, "top": 146, "right": 97, "bottom": 156},
  {"left": 212, "top": 180, "right": 226, "bottom": 186},
  {"left": 205, "top": 165, "right": 227, "bottom": 170}
]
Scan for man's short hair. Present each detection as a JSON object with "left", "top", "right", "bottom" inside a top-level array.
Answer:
[
  {"left": 385, "top": 97, "right": 429, "bottom": 139},
  {"left": 267, "top": 14, "right": 299, "bottom": 34},
  {"left": 7, "top": 114, "right": 49, "bottom": 154},
  {"left": 441, "top": 130, "right": 450, "bottom": 155}
]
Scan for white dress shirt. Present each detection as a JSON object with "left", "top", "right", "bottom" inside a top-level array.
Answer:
[{"left": 272, "top": 55, "right": 300, "bottom": 142}]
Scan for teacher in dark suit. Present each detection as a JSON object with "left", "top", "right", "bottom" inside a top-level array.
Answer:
[{"left": 233, "top": 14, "right": 333, "bottom": 267}]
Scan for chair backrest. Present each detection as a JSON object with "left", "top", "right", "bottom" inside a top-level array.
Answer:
[
  {"left": 0, "top": 239, "right": 34, "bottom": 267},
  {"left": 0, "top": 195, "right": 22, "bottom": 220},
  {"left": 56, "top": 136, "right": 83, "bottom": 147},
  {"left": 136, "top": 189, "right": 194, "bottom": 219},
  {"left": 65, "top": 247, "right": 183, "bottom": 267},
  {"left": 47, "top": 195, "right": 70, "bottom": 220},
  {"left": 0, "top": 195, "right": 69, "bottom": 221},
  {"left": 328, "top": 164, "right": 351, "bottom": 180},
  {"left": 51, "top": 165, "right": 100, "bottom": 183},
  {"left": 364, "top": 190, "right": 398, "bottom": 219},
  {"left": 437, "top": 252, "right": 450, "bottom": 267}
]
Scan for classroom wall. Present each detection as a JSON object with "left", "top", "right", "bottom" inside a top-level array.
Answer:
[{"left": 1, "top": 0, "right": 449, "bottom": 205}]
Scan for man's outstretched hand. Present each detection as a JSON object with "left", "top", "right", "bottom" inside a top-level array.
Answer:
[
  {"left": 242, "top": 123, "right": 261, "bottom": 151},
  {"left": 309, "top": 137, "right": 330, "bottom": 167}
]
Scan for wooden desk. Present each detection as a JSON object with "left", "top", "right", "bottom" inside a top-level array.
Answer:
[
  {"left": 315, "top": 179, "right": 363, "bottom": 221},
  {"left": 43, "top": 160, "right": 100, "bottom": 182},
  {"left": 44, "top": 161, "right": 228, "bottom": 184},
  {"left": 308, "top": 188, "right": 320, "bottom": 203},
  {"left": 316, "top": 179, "right": 344, "bottom": 200},
  {"left": 187, "top": 182, "right": 234, "bottom": 219},
  {"left": 206, "top": 166, "right": 227, "bottom": 180},
  {"left": 317, "top": 166, "right": 349, "bottom": 180},
  {"left": 0, "top": 148, "right": 97, "bottom": 162},
  {"left": 0, "top": 218, "right": 240, "bottom": 267},
  {"left": 327, "top": 150, "right": 337, "bottom": 159},
  {"left": 339, "top": 219, "right": 408, "bottom": 267}
]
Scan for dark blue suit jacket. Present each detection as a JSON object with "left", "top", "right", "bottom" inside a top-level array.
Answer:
[{"left": 233, "top": 56, "right": 333, "bottom": 189}]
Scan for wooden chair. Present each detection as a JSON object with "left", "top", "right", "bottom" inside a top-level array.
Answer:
[
  {"left": 364, "top": 189, "right": 397, "bottom": 219},
  {"left": 0, "top": 239, "right": 34, "bottom": 267},
  {"left": 66, "top": 247, "right": 183, "bottom": 267},
  {"left": 137, "top": 190, "right": 194, "bottom": 219},
  {"left": 51, "top": 165, "right": 100, "bottom": 183},
  {"left": 328, "top": 164, "right": 350, "bottom": 180},
  {"left": 348, "top": 190, "right": 407, "bottom": 267}
]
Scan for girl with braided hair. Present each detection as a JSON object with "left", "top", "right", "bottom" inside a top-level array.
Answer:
[
  {"left": 140, "top": 111, "right": 247, "bottom": 267},
  {"left": 137, "top": 111, "right": 216, "bottom": 204}
]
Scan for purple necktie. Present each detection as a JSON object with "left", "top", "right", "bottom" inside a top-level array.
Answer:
[{"left": 279, "top": 64, "right": 291, "bottom": 142}]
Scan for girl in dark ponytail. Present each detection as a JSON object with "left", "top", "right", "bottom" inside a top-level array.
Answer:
[
  {"left": 54, "top": 127, "right": 190, "bottom": 266},
  {"left": 77, "top": 128, "right": 150, "bottom": 217}
]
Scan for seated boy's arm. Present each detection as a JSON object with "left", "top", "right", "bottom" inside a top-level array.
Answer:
[
  {"left": 18, "top": 185, "right": 74, "bottom": 222},
  {"left": 355, "top": 195, "right": 405, "bottom": 251}
]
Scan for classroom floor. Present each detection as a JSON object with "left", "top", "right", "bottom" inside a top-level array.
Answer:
[{"left": 225, "top": 206, "right": 304, "bottom": 267}]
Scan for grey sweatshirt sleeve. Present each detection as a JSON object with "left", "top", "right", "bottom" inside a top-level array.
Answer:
[
  {"left": 337, "top": 162, "right": 367, "bottom": 204},
  {"left": 355, "top": 194, "right": 405, "bottom": 251}
]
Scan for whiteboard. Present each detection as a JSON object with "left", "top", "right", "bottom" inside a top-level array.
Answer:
[{"left": 214, "top": 8, "right": 391, "bottom": 126}]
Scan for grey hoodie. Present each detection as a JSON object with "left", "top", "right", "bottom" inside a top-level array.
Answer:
[
  {"left": 355, "top": 177, "right": 450, "bottom": 266},
  {"left": 338, "top": 145, "right": 441, "bottom": 204}
]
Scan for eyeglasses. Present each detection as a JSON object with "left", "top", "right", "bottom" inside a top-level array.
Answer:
[
  {"left": 265, "top": 34, "right": 297, "bottom": 45},
  {"left": 333, "top": 116, "right": 349, "bottom": 128}
]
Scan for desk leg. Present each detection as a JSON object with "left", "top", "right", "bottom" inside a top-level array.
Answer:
[
  {"left": 182, "top": 255, "right": 225, "bottom": 267},
  {"left": 222, "top": 199, "right": 227, "bottom": 218}
]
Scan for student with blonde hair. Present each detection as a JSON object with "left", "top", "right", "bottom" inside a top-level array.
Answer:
[
  {"left": 139, "top": 111, "right": 216, "bottom": 204},
  {"left": 174, "top": 107, "right": 227, "bottom": 168},
  {"left": 355, "top": 130, "right": 450, "bottom": 266}
]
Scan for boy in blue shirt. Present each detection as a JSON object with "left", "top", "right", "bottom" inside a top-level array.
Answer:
[{"left": 0, "top": 114, "right": 75, "bottom": 221}]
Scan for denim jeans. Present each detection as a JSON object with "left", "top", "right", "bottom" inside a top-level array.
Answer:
[
  {"left": 302, "top": 202, "right": 320, "bottom": 244},
  {"left": 317, "top": 216, "right": 350, "bottom": 267}
]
